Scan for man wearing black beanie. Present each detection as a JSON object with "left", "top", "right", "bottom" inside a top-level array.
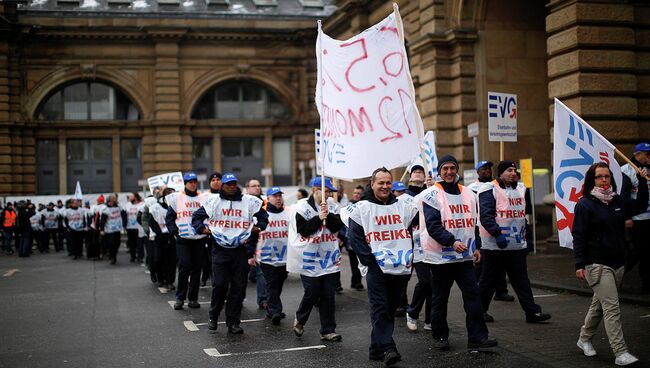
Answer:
[
  {"left": 477, "top": 161, "right": 551, "bottom": 324},
  {"left": 199, "top": 171, "right": 222, "bottom": 287}
]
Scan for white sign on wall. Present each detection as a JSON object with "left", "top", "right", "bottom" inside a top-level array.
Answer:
[{"left": 487, "top": 91, "right": 517, "bottom": 142}]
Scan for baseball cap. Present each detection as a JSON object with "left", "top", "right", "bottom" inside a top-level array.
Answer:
[
  {"left": 410, "top": 164, "right": 425, "bottom": 174},
  {"left": 183, "top": 172, "right": 198, "bottom": 182},
  {"left": 266, "top": 186, "right": 283, "bottom": 196},
  {"left": 221, "top": 172, "right": 238, "bottom": 184},
  {"left": 634, "top": 142, "right": 650, "bottom": 153},
  {"left": 475, "top": 160, "right": 494, "bottom": 171},
  {"left": 311, "top": 177, "right": 337, "bottom": 191},
  {"left": 392, "top": 181, "right": 407, "bottom": 191}
]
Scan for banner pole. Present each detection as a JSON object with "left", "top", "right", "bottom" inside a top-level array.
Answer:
[
  {"left": 499, "top": 141, "right": 504, "bottom": 161},
  {"left": 400, "top": 168, "right": 409, "bottom": 183},
  {"left": 394, "top": 3, "right": 429, "bottom": 177},
  {"left": 316, "top": 20, "right": 327, "bottom": 225},
  {"left": 615, "top": 148, "right": 650, "bottom": 180}
]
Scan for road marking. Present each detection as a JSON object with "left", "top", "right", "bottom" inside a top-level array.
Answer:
[
  {"left": 2, "top": 269, "right": 19, "bottom": 277},
  {"left": 533, "top": 294, "right": 557, "bottom": 298},
  {"left": 204, "top": 345, "right": 326, "bottom": 358},
  {"left": 640, "top": 314, "right": 650, "bottom": 319},
  {"left": 167, "top": 301, "right": 210, "bottom": 309},
  {"left": 158, "top": 288, "right": 170, "bottom": 294},
  {"left": 144, "top": 270, "right": 151, "bottom": 274},
  {"left": 184, "top": 318, "right": 265, "bottom": 331}
]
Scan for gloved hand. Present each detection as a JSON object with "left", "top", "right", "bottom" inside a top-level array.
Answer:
[{"left": 496, "top": 234, "right": 509, "bottom": 249}]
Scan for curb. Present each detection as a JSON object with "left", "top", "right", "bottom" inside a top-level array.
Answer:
[{"left": 530, "top": 280, "right": 650, "bottom": 307}]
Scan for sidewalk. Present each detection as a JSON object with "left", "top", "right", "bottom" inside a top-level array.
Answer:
[{"left": 527, "top": 247, "right": 650, "bottom": 306}]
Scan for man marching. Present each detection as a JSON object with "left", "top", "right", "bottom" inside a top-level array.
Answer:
[
  {"left": 420, "top": 155, "right": 497, "bottom": 351},
  {"left": 63, "top": 199, "right": 87, "bottom": 260},
  {"left": 346, "top": 168, "right": 418, "bottom": 366},
  {"left": 256, "top": 186, "right": 291, "bottom": 325},
  {"left": 166, "top": 172, "right": 207, "bottom": 310},
  {"left": 287, "top": 177, "right": 343, "bottom": 342},
  {"left": 192, "top": 173, "right": 268, "bottom": 334},
  {"left": 99, "top": 195, "right": 126, "bottom": 265},
  {"left": 478, "top": 161, "right": 551, "bottom": 323}
]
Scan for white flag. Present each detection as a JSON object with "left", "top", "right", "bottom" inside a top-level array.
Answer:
[
  {"left": 74, "top": 181, "right": 83, "bottom": 200},
  {"left": 553, "top": 98, "right": 622, "bottom": 249},
  {"left": 315, "top": 8, "right": 424, "bottom": 180},
  {"left": 407, "top": 131, "right": 438, "bottom": 177}
]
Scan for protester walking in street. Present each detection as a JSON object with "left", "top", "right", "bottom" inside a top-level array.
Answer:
[
  {"left": 192, "top": 172, "right": 268, "bottom": 334},
  {"left": 342, "top": 185, "right": 364, "bottom": 291},
  {"left": 573, "top": 162, "right": 648, "bottom": 366},
  {"left": 1, "top": 202, "right": 17, "bottom": 255},
  {"left": 40, "top": 202, "right": 60, "bottom": 253},
  {"left": 478, "top": 161, "right": 551, "bottom": 323},
  {"left": 199, "top": 172, "right": 222, "bottom": 287},
  {"left": 99, "top": 195, "right": 126, "bottom": 264},
  {"left": 347, "top": 167, "right": 418, "bottom": 366},
  {"left": 64, "top": 199, "right": 87, "bottom": 259},
  {"left": 125, "top": 192, "right": 145, "bottom": 263},
  {"left": 288, "top": 177, "right": 343, "bottom": 342},
  {"left": 245, "top": 178, "right": 268, "bottom": 310},
  {"left": 166, "top": 172, "right": 207, "bottom": 310},
  {"left": 256, "top": 186, "right": 290, "bottom": 325},
  {"left": 148, "top": 187, "right": 176, "bottom": 289},
  {"left": 17, "top": 202, "right": 36, "bottom": 257}
]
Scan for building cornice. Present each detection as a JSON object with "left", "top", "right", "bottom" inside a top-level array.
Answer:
[{"left": 409, "top": 28, "right": 478, "bottom": 54}]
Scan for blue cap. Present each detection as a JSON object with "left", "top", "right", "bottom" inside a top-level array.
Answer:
[
  {"left": 475, "top": 160, "right": 494, "bottom": 171},
  {"left": 310, "top": 177, "right": 337, "bottom": 191},
  {"left": 183, "top": 172, "right": 198, "bottom": 182},
  {"left": 392, "top": 181, "right": 406, "bottom": 191},
  {"left": 222, "top": 172, "right": 238, "bottom": 184},
  {"left": 266, "top": 186, "right": 283, "bottom": 196},
  {"left": 634, "top": 142, "right": 650, "bottom": 153}
]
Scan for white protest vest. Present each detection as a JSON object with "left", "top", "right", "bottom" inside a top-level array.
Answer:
[
  {"left": 42, "top": 209, "right": 59, "bottom": 229},
  {"left": 167, "top": 192, "right": 206, "bottom": 240},
  {"left": 287, "top": 199, "right": 340, "bottom": 277},
  {"left": 478, "top": 180, "right": 527, "bottom": 250},
  {"left": 256, "top": 208, "right": 291, "bottom": 266},
  {"left": 419, "top": 183, "right": 477, "bottom": 264},
  {"left": 91, "top": 204, "right": 106, "bottom": 230},
  {"left": 203, "top": 194, "right": 262, "bottom": 248},
  {"left": 102, "top": 206, "right": 123, "bottom": 234},
  {"left": 124, "top": 202, "right": 140, "bottom": 229},
  {"left": 397, "top": 193, "right": 424, "bottom": 263},
  {"left": 30, "top": 214, "right": 42, "bottom": 231},
  {"left": 64, "top": 208, "right": 85, "bottom": 231},
  {"left": 348, "top": 199, "right": 417, "bottom": 275},
  {"left": 622, "top": 163, "right": 650, "bottom": 221},
  {"left": 149, "top": 201, "right": 169, "bottom": 236}
]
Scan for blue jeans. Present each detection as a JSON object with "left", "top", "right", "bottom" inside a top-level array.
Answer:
[
  {"left": 255, "top": 265, "right": 267, "bottom": 305},
  {"left": 19, "top": 232, "right": 32, "bottom": 256},
  {"left": 3, "top": 230, "right": 12, "bottom": 252}
]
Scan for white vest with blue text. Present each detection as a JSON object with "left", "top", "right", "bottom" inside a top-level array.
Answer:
[
  {"left": 287, "top": 198, "right": 340, "bottom": 277},
  {"left": 622, "top": 163, "right": 650, "bottom": 221},
  {"left": 41, "top": 209, "right": 59, "bottom": 230},
  {"left": 256, "top": 207, "right": 291, "bottom": 266},
  {"left": 167, "top": 192, "right": 206, "bottom": 240},
  {"left": 397, "top": 193, "right": 424, "bottom": 263},
  {"left": 64, "top": 208, "right": 86, "bottom": 231},
  {"left": 202, "top": 194, "right": 262, "bottom": 248},
  {"left": 478, "top": 181, "right": 527, "bottom": 250},
  {"left": 102, "top": 206, "right": 124, "bottom": 234}
]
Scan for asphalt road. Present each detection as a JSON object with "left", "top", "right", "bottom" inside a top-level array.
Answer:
[{"left": 1, "top": 249, "right": 649, "bottom": 368}]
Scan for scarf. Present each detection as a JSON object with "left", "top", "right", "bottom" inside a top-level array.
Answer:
[{"left": 591, "top": 186, "right": 615, "bottom": 205}]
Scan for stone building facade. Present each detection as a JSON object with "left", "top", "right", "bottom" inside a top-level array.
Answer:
[{"left": 0, "top": 0, "right": 648, "bottom": 196}]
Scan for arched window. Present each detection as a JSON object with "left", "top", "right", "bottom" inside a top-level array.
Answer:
[
  {"left": 192, "top": 81, "right": 289, "bottom": 120},
  {"left": 36, "top": 82, "right": 139, "bottom": 121}
]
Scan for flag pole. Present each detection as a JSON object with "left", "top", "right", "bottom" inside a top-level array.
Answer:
[
  {"left": 394, "top": 3, "right": 429, "bottom": 177},
  {"left": 317, "top": 20, "right": 327, "bottom": 223},
  {"left": 500, "top": 141, "right": 504, "bottom": 161},
  {"left": 400, "top": 168, "right": 409, "bottom": 183},
  {"left": 615, "top": 148, "right": 650, "bottom": 180}
]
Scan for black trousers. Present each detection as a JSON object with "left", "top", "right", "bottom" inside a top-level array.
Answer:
[
  {"left": 145, "top": 237, "right": 155, "bottom": 268},
  {"left": 347, "top": 249, "right": 363, "bottom": 287},
  {"left": 41, "top": 229, "right": 58, "bottom": 252},
  {"left": 479, "top": 249, "right": 541, "bottom": 316},
  {"left": 87, "top": 230, "right": 101, "bottom": 259},
  {"left": 260, "top": 263, "right": 288, "bottom": 316},
  {"left": 625, "top": 219, "right": 650, "bottom": 292},
  {"left": 210, "top": 245, "right": 249, "bottom": 325},
  {"left": 366, "top": 265, "right": 409, "bottom": 354},
  {"left": 407, "top": 261, "right": 432, "bottom": 323},
  {"left": 154, "top": 234, "right": 176, "bottom": 285},
  {"left": 475, "top": 249, "right": 509, "bottom": 296},
  {"left": 56, "top": 227, "right": 64, "bottom": 251},
  {"left": 175, "top": 237, "right": 206, "bottom": 302},
  {"left": 126, "top": 229, "right": 138, "bottom": 260},
  {"left": 136, "top": 236, "right": 146, "bottom": 261},
  {"left": 201, "top": 242, "right": 211, "bottom": 283},
  {"left": 295, "top": 272, "right": 338, "bottom": 335},
  {"left": 430, "top": 261, "right": 488, "bottom": 343},
  {"left": 105, "top": 232, "right": 121, "bottom": 260},
  {"left": 69, "top": 230, "right": 84, "bottom": 257}
]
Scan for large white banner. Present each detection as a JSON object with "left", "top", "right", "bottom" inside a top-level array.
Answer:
[
  {"left": 147, "top": 172, "right": 184, "bottom": 194},
  {"left": 315, "top": 9, "right": 424, "bottom": 180},
  {"left": 407, "top": 131, "right": 438, "bottom": 177},
  {"left": 553, "top": 98, "right": 621, "bottom": 249}
]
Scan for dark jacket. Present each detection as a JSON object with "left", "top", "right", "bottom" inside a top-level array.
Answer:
[
  {"left": 295, "top": 195, "right": 344, "bottom": 238},
  {"left": 348, "top": 191, "right": 417, "bottom": 267},
  {"left": 17, "top": 207, "right": 35, "bottom": 233},
  {"left": 423, "top": 180, "right": 462, "bottom": 248},
  {"left": 405, "top": 184, "right": 425, "bottom": 197},
  {"left": 191, "top": 187, "right": 268, "bottom": 256},
  {"left": 573, "top": 175, "right": 648, "bottom": 270}
]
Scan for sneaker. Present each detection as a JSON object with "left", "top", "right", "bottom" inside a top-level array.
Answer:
[
  {"left": 336, "top": 286, "right": 344, "bottom": 294},
  {"left": 207, "top": 320, "right": 218, "bottom": 331},
  {"left": 577, "top": 339, "right": 597, "bottom": 357},
  {"left": 188, "top": 301, "right": 200, "bottom": 309},
  {"left": 468, "top": 338, "right": 498, "bottom": 350},
  {"left": 320, "top": 333, "right": 342, "bottom": 342},
  {"left": 494, "top": 293, "right": 515, "bottom": 302},
  {"left": 526, "top": 312, "right": 551, "bottom": 323},
  {"left": 615, "top": 352, "right": 639, "bottom": 366},
  {"left": 423, "top": 323, "right": 432, "bottom": 331},
  {"left": 383, "top": 350, "right": 401, "bottom": 366},
  {"left": 271, "top": 313, "right": 283, "bottom": 325},
  {"left": 484, "top": 312, "right": 494, "bottom": 323},
  {"left": 228, "top": 324, "right": 244, "bottom": 334},
  {"left": 173, "top": 300, "right": 184, "bottom": 310},
  {"left": 293, "top": 319, "right": 304, "bottom": 337},
  {"left": 406, "top": 314, "right": 418, "bottom": 331},
  {"left": 433, "top": 338, "right": 450, "bottom": 351}
]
